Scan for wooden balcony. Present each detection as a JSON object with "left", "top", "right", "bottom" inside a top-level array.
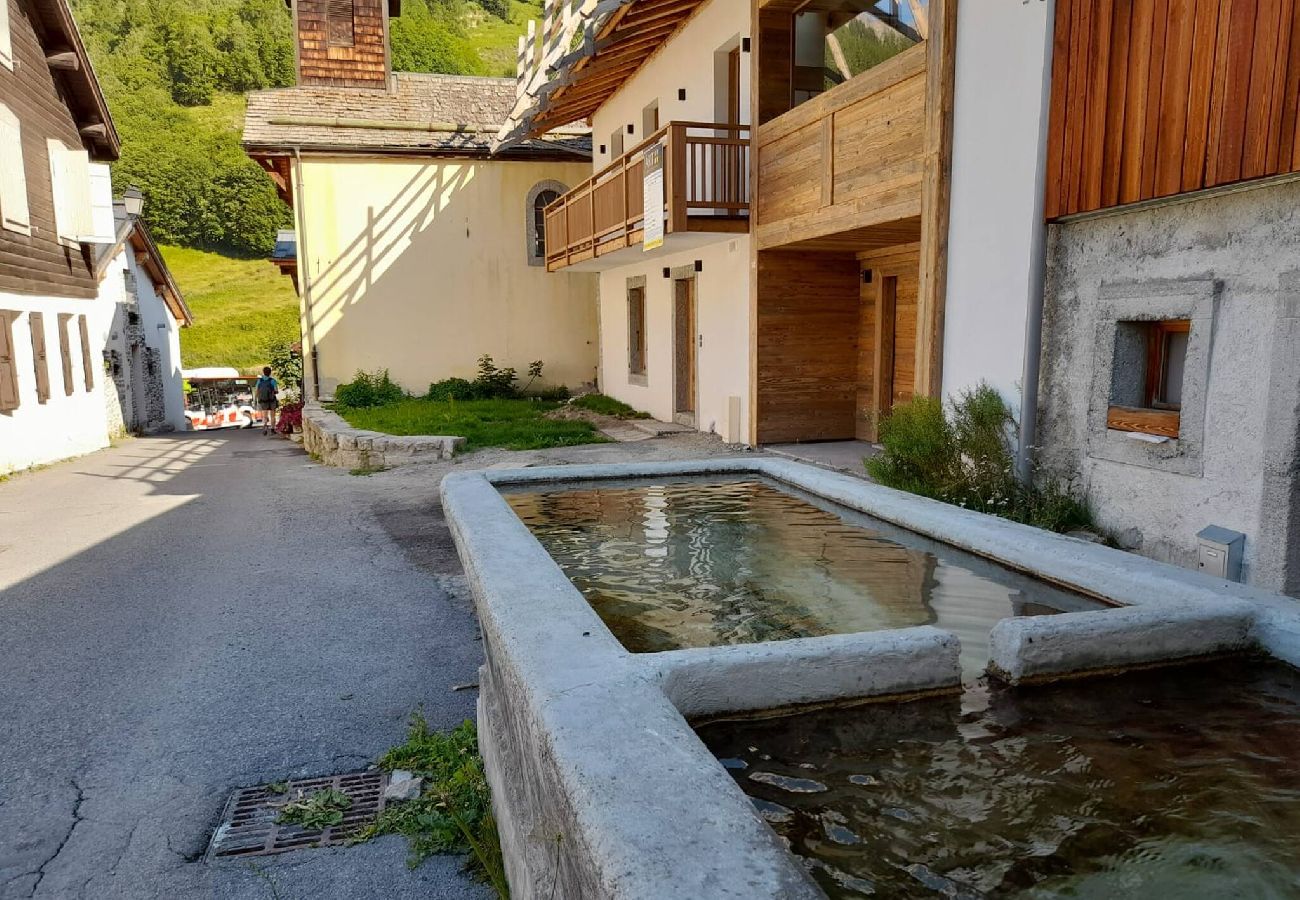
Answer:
[{"left": 543, "top": 121, "right": 751, "bottom": 272}]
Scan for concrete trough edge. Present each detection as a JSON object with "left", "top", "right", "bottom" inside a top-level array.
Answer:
[
  {"left": 987, "top": 600, "right": 1257, "bottom": 685},
  {"left": 650, "top": 626, "right": 963, "bottom": 719}
]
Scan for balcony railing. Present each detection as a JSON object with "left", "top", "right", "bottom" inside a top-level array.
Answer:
[{"left": 543, "top": 121, "right": 751, "bottom": 272}]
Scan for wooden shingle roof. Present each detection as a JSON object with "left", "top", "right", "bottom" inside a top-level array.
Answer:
[{"left": 243, "top": 73, "right": 590, "bottom": 158}]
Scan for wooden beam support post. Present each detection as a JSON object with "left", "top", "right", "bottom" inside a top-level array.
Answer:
[
  {"left": 46, "top": 51, "right": 79, "bottom": 71},
  {"left": 914, "top": 0, "right": 957, "bottom": 399}
]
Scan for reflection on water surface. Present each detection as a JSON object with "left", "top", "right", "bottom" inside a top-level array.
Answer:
[
  {"left": 505, "top": 479, "right": 1103, "bottom": 674},
  {"left": 697, "top": 660, "right": 1300, "bottom": 899}
]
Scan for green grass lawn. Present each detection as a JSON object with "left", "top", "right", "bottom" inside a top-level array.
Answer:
[
  {"left": 164, "top": 244, "right": 299, "bottom": 373},
  {"left": 464, "top": 0, "right": 542, "bottom": 75},
  {"left": 339, "top": 398, "right": 608, "bottom": 451}
]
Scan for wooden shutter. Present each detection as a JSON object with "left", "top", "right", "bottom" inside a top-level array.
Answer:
[
  {"left": 78, "top": 315, "right": 94, "bottom": 390},
  {"left": 85, "top": 163, "right": 116, "bottom": 244},
  {"left": 0, "top": 0, "right": 12, "bottom": 71},
  {"left": 29, "top": 312, "right": 49, "bottom": 403},
  {"left": 0, "top": 105, "right": 28, "bottom": 233},
  {"left": 46, "top": 141, "right": 92, "bottom": 242},
  {"left": 57, "top": 313, "right": 74, "bottom": 395},
  {"left": 327, "top": 0, "right": 356, "bottom": 46},
  {"left": 0, "top": 312, "right": 18, "bottom": 411}
]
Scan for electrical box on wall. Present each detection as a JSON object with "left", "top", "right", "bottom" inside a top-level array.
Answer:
[{"left": 1196, "top": 526, "right": 1244, "bottom": 581}]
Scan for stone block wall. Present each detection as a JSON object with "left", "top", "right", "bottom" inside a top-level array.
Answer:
[{"left": 301, "top": 404, "right": 463, "bottom": 468}]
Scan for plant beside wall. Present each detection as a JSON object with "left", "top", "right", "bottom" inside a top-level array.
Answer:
[
  {"left": 867, "top": 383, "right": 1097, "bottom": 535},
  {"left": 334, "top": 370, "right": 407, "bottom": 408},
  {"left": 276, "top": 402, "right": 304, "bottom": 435},
  {"left": 570, "top": 393, "right": 652, "bottom": 420},
  {"left": 364, "top": 716, "right": 508, "bottom": 898},
  {"left": 427, "top": 356, "right": 568, "bottom": 402}
]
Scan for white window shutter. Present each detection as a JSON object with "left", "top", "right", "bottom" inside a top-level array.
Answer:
[
  {"left": 0, "top": 0, "right": 13, "bottom": 72},
  {"left": 47, "top": 140, "right": 69, "bottom": 240},
  {"left": 83, "top": 162, "right": 116, "bottom": 243},
  {"left": 0, "top": 105, "right": 29, "bottom": 233},
  {"left": 47, "top": 141, "right": 94, "bottom": 243}
]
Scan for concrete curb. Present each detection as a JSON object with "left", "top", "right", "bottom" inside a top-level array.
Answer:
[{"left": 301, "top": 403, "right": 463, "bottom": 468}]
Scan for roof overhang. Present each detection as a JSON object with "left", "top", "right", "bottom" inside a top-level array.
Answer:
[
  {"left": 496, "top": 0, "right": 709, "bottom": 150},
  {"left": 31, "top": 0, "right": 121, "bottom": 159}
]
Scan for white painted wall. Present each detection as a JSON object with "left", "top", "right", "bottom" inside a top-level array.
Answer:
[
  {"left": 590, "top": 0, "right": 751, "bottom": 166},
  {"left": 597, "top": 236, "right": 751, "bottom": 441},
  {"left": 940, "top": 0, "right": 1055, "bottom": 417},
  {"left": 0, "top": 291, "right": 113, "bottom": 474}
]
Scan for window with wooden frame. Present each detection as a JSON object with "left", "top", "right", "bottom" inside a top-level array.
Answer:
[
  {"left": 627, "top": 282, "right": 647, "bottom": 378},
  {"left": 78, "top": 315, "right": 94, "bottom": 391},
  {"left": 1106, "top": 319, "right": 1190, "bottom": 439},
  {"left": 0, "top": 311, "right": 19, "bottom": 412},
  {"left": 29, "top": 312, "right": 50, "bottom": 403},
  {"left": 327, "top": 0, "right": 356, "bottom": 47},
  {"left": 57, "top": 314, "right": 75, "bottom": 395}
]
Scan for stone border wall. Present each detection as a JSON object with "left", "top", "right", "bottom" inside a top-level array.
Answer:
[
  {"left": 301, "top": 404, "right": 463, "bottom": 469},
  {"left": 444, "top": 457, "right": 1300, "bottom": 899}
]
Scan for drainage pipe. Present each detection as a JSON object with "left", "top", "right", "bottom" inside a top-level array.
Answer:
[
  {"left": 1015, "top": 6, "right": 1058, "bottom": 485},
  {"left": 290, "top": 147, "right": 321, "bottom": 402}
]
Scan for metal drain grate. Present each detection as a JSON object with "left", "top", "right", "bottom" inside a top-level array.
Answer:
[{"left": 208, "top": 770, "right": 389, "bottom": 860}]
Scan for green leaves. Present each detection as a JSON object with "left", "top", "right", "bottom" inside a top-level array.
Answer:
[{"left": 275, "top": 788, "right": 354, "bottom": 830}]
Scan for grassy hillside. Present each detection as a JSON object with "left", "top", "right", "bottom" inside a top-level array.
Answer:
[{"left": 163, "top": 246, "right": 299, "bottom": 373}]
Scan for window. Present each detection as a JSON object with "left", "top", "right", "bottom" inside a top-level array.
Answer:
[
  {"left": 642, "top": 101, "right": 660, "bottom": 137},
  {"left": 79, "top": 315, "right": 94, "bottom": 391},
  {"left": 628, "top": 282, "right": 647, "bottom": 378},
  {"left": 1106, "top": 319, "right": 1191, "bottom": 438},
  {"left": 57, "top": 314, "right": 74, "bottom": 395},
  {"left": 532, "top": 189, "right": 559, "bottom": 260},
  {"left": 793, "top": 7, "right": 917, "bottom": 105},
  {"left": 29, "top": 312, "right": 50, "bottom": 404},
  {"left": 327, "top": 0, "right": 356, "bottom": 47},
  {"left": 0, "top": 0, "right": 12, "bottom": 71},
  {"left": 0, "top": 311, "right": 18, "bottom": 412},
  {"left": 526, "top": 181, "right": 568, "bottom": 266},
  {"left": 609, "top": 129, "right": 624, "bottom": 160},
  {"left": 0, "top": 104, "right": 29, "bottom": 234}
]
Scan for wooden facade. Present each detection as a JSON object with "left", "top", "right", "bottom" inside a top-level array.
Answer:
[
  {"left": 0, "top": 0, "right": 112, "bottom": 299},
  {"left": 1046, "top": 0, "right": 1300, "bottom": 218},
  {"left": 294, "top": 0, "right": 391, "bottom": 89}
]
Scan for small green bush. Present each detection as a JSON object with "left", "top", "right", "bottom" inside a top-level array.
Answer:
[
  {"left": 867, "top": 383, "right": 1097, "bottom": 535},
  {"left": 334, "top": 369, "right": 406, "bottom": 408},
  {"left": 474, "top": 355, "right": 519, "bottom": 399},
  {"left": 572, "top": 393, "right": 653, "bottom": 420},
  {"left": 534, "top": 385, "right": 572, "bottom": 402},
  {"left": 426, "top": 377, "right": 478, "bottom": 402}
]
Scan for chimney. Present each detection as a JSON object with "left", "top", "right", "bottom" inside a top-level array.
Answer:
[{"left": 291, "top": 0, "right": 401, "bottom": 89}]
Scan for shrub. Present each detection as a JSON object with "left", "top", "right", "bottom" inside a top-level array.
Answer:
[
  {"left": 867, "top": 382, "right": 1097, "bottom": 535},
  {"left": 334, "top": 369, "right": 406, "bottom": 408},
  {"left": 276, "top": 401, "right": 303, "bottom": 434},
  {"left": 535, "top": 385, "right": 571, "bottom": 402},
  {"left": 474, "top": 355, "right": 519, "bottom": 399},
  {"left": 426, "top": 377, "right": 478, "bottom": 402}
]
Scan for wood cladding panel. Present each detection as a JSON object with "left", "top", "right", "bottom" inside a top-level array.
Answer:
[
  {"left": 755, "top": 47, "right": 927, "bottom": 250},
  {"left": 296, "top": 0, "right": 389, "bottom": 89},
  {"left": 755, "top": 250, "right": 860, "bottom": 444},
  {"left": 0, "top": 0, "right": 96, "bottom": 299},
  {"left": 1047, "top": 0, "right": 1300, "bottom": 218}
]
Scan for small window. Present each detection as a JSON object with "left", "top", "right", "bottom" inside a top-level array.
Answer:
[
  {"left": 642, "top": 101, "right": 660, "bottom": 137},
  {"left": 0, "top": 0, "right": 12, "bottom": 71},
  {"left": 29, "top": 312, "right": 50, "bottom": 404},
  {"left": 0, "top": 104, "right": 29, "bottom": 234},
  {"left": 57, "top": 314, "right": 74, "bottom": 396},
  {"left": 628, "top": 285, "right": 647, "bottom": 377},
  {"left": 609, "top": 129, "right": 624, "bottom": 160},
  {"left": 327, "top": 0, "right": 356, "bottom": 47},
  {"left": 1107, "top": 319, "right": 1190, "bottom": 439},
  {"left": 0, "top": 311, "right": 19, "bottom": 412},
  {"left": 79, "top": 315, "right": 94, "bottom": 391},
  {"left": 532, "top": 189, "right": 559, "bottom": 261}
]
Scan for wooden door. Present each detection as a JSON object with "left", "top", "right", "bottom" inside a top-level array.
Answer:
[
  {"left": 857, "top": 247, "right": 920, "bottom": 439},
  {"left": 674, "top": 277, "right": 696, "bottom": 420},
  {"left": 727, "top": 47, "right": 741, "bottom": 126}
]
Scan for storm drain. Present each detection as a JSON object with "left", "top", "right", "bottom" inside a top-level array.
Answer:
[{"left": 207, "top": 770, "right": 388, "bottom": 860}]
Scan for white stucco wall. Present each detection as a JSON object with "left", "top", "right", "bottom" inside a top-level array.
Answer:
[
  {"left": 296, "top": 155, "right": 599, "bottom": 397},
  {"left": 0, "top": 292, "right": 114, "bottom": 474},
  {"left": 940, "top": 0, "right": 1056, "bottom": 416},
  {"left": 590, "top": 0, "right": 750, "bottom": 164},
  {"left": 597, "top": 236, "right": 751, "bottom": 442}
]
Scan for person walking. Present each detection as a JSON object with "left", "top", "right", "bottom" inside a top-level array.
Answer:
[{"left": 254, "top": 366, "right": 279, "bottom": 435}]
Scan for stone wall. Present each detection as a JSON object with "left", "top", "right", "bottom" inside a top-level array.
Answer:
[
  {"left": 301, "top": 404, "right": 463, "bottom": 468},
  {"left": 1037, "top": 178, "right": 1300, "bottom": 595}
]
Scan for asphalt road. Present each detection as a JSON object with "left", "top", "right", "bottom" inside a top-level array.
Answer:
[{"left": 0, "top": 430, "right": 487, "bottom": 899}]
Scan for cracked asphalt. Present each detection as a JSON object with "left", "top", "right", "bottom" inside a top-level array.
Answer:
[{"left": 0, "top": 431, "right": 488, "bottom": 899}]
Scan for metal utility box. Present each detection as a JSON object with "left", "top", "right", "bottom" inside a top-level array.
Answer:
[{"left": 1196, "top": 525, "right": 1245, "bottom": 581}]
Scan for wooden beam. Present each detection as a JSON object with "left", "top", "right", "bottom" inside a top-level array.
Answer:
[
  {"left": 914, "top": 0, "right": 957, "bottom": 399},
  {"left": 79, "top": 122, "right": 108, "bottom": 141},
  {"left": 46, "top": 51, "right": 79, "bottom": 71}
]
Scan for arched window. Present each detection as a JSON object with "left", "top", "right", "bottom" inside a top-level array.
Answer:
[{"left": 526, "top": 181, "right": 568, "bottom": 266}]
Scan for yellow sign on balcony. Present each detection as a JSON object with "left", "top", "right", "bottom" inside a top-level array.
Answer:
[{"left": 642, "top": 143, "right": 664, "bottom": 251}]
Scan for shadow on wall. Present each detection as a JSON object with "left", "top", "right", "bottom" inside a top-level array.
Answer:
[{"left": 302, "top": 161, "right": 598, "bottom": 397}]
